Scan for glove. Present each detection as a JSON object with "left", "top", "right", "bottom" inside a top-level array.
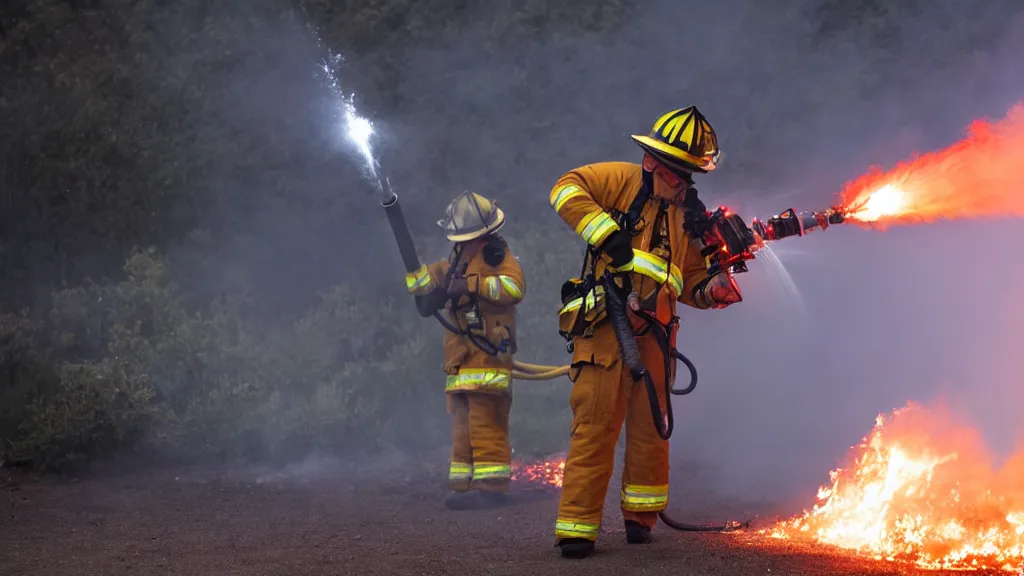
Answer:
[
  {"left": 599, "top": 230, "right": 634, "bottom": 269},
  {"left": 446, "top": 276, "right": 472, "bottom": 298},
  {"left": 705, "top": 272, "right": 742, "bottom": 308}
]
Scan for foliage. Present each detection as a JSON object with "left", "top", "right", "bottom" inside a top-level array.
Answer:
[
  {"left": 0, "top": 0, "right": 1020, "bottom": 471},
  {"left": 0, "top": 249, "right": 449, "bottom": 470}
]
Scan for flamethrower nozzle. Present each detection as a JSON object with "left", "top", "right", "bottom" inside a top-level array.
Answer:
[{"left": 749, "top": 206, "right": 847, "bottom": 244}]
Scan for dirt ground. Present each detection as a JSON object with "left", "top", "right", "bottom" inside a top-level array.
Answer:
[{"left": 0, "top": 453, "right": 1008, "bottom": 576}]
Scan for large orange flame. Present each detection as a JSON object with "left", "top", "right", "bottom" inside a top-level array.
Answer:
[
  {"left": 767, "top": 402, "right": 1024, "bottom": 572},
  {"left": 839, "top": 103, "right": 1024, "bottom": 227}
]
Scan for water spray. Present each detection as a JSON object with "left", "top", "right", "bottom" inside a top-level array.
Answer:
[
  {"left": 320, "top": 54, "right": 568, "bottom": 381},
  {"left": 319, "top": 53, "right": 431, "bottom": 317}
]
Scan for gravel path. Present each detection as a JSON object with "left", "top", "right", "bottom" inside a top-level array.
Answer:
[{"left": 0, "top": 455, "right": 1002, "bottom": 576}]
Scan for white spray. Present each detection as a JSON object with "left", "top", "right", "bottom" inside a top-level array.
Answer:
[{"left": 316, "top": 51, "right": 391, "bottom": 199}]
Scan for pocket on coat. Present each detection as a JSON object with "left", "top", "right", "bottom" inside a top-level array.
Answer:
[{"left": 443, "top": 337, "right": 470, "bottom": 374}]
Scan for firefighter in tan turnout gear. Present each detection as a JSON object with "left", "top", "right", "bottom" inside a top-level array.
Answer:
[
  {"left": 405, "top": 191, "right": 527, "bottom": 510},
  {"left": 549, "top": 107, "right": 743, "bottom": 558}
]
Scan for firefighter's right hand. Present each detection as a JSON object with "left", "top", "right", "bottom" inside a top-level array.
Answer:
[{"left": 600, "top": 230, "right": 634, "bottom": 270}]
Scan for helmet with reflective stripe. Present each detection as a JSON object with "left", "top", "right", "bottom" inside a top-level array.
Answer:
[
  {"left": 631, "top": 106, "right": 721, "bottom": 174},
  {"left": 437, "top": 191, "right": 506, "bottom": 242}
]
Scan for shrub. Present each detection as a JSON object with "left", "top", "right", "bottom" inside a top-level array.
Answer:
[{"left": 0, "top": 249, "right": 461, "bottom": 471}]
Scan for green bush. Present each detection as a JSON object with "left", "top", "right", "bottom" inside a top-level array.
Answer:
[
  {"left": 0, "top": 249, "right": 460, "bottom": 471},
  {"left": 2, "top": 0, "right": 1015, "bottom": 474}
]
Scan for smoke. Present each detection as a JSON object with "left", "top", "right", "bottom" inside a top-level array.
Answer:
[
  {"left": 363, "top": 0, "right": 1024, "bottom": 508},
  {"left": 41, "top": 0, "right": 1023, "bottom": 506}
]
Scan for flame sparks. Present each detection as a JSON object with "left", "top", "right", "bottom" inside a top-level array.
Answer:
[
  {"left": 767, "top": 402, "right": 1024, "bottom": 572},
  {"left": 847, "top": 183, "right": 909, "bottom": 223},
  {"left": 512, "top": 456, "right": 566, "bottom": 489},
  {"left": 839, "top": 102, "right": 1024, "bottom": 228}
]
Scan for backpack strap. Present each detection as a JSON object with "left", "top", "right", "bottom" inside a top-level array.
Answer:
[{"left": 622, "top": 169, "right": 654, "bottom": 234}]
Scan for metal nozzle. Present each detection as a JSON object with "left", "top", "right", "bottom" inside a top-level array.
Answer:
[{"left": 381, "top": 190, "right": 398, "bottom": 208}]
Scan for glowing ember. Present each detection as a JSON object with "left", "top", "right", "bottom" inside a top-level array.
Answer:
[
  {"left": 512, "top": 456, "right": 565, "bottom": 489},
  {"left": 766, "top": 402, "right": 1024, "bottom": 572},
  {"left": 839, "top": 102, "right": 1024, "bottom": 228}
]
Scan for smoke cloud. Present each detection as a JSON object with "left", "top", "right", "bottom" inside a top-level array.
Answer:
[
  {"left": 358, "top": 0, "right": 1024, "bottom": 506},
  {"left": 38, "top": 0, "right": 1022, "bottom": 507}
]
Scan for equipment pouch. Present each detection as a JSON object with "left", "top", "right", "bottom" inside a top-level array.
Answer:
[
  {"left": 558, "top": 278, "right": 608, "bottom": 341},
  {"left": 463, "top": 301, "right": 485, "bottom": 332}
]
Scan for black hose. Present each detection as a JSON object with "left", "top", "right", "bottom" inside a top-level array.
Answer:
[
  {"left": 604, "top": 277, "right": 673, "bottom": 441},
  {"left": 670, "top": 349, "right": 697, "bottom": 396},
  {"left": 602, "top": 278, "right": 645, "bottom": 381},
  {"left": 657, "top": 512, "right": 752, "bottom": 532},
  {"left": 601, "top": 276, "right": 748, "bottom": 533},
  {"left": 432, "top": 311, "right": 506, "bottom": 357}
]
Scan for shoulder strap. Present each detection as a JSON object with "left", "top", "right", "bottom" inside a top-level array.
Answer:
[
  {"left": 578, "top": 169, "right": 653, "bottom": 278},
  {"left": 623, "top": 169, "right": 654, "bottom": 232}
]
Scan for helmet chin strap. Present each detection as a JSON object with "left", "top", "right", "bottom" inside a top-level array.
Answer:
[{"left": 643, "top": 155, "right": 701, "bottom": 210}]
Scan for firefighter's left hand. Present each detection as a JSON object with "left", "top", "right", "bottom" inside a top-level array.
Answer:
[
  {"left": 626, "top": 292, "right": 646, "bottom": 332},
  {"left": 707, "top": 272, "right": 742, "bottom": 308},
  {"left": 447, "top": 276, "right": 471, "bottom": 297},
  {"left": 626, "top": 292, "right": 641, "bottom": 312}
]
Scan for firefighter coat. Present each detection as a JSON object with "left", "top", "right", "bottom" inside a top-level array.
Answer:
[
  {"left": 406, "top": 236, "right": 526, "bottom": 395},
  {"left": 551, "top": 160, "right": 717, "bottom": 370}
]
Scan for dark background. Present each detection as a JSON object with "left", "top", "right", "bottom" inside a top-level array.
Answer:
[{"left": 1, "top": 0, "right": 1023, "bottom": 505}]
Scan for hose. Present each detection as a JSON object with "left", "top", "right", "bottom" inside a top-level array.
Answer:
[
  {"left": 432, "top": 310, "right": 570, "bottom": 382},
  {"left": 657, "top": 512, "right": 751, "bottom": 532},
  {"left": 604, "top": 275, "right": 674, "bottom": 441},
  {"left": 512, "top": 366, "right": 571, "bottom": 380},
  {"left": 512, "top": 361, "right": 571, "bottom": 380},
  {"left": 600, "top": 273, "right": 750, "bottom": 533},
  {"left": 382, "top": 194, "right": 571, "bottom": 382}
]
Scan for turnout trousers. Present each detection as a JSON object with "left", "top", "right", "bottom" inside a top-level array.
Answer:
[
  {"left": 554, "top": 332, "right": 671, "bottom": 542},
  {"left": 446, "top": 390, "right": 513, "bottom": 493}
]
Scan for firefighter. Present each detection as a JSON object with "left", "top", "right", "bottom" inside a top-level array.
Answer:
[
  {"left": 549, "top": 106, "right": 743, "bottom": 558},
  {"left": 404, "top": 191, "right": 527, "bottom": 511}
]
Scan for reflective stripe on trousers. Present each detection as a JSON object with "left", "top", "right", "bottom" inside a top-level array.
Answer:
[
  {"left": 445, "top": 369, "right": 511, "bottom": 393},
  {"left": 555, "top": 519, "right": 601, "bottom": 541},
  {"left": 621, "top": 484, "right": 669, "bottom": 512},
  {"left": 449, "top": 461, "right": 472, "bottom": 483},
  {"left": 472, "top": 462, "right": 511, "bottom": 482}
]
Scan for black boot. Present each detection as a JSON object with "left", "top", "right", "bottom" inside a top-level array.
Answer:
[
  {"left": 445, "top": 490, "right": 507, "bottom": 510},
  {"left": 444, "top": 490, "right": 477, "bottom": 510},
  {"left": 624, "top": 520, "right": 652, "bottom": 544},
  {"left": 557, "top": 538, "right": 595, "bottom": 559},
  {"left": 477, "top": 490, "right": 507, "bottom": 509}
]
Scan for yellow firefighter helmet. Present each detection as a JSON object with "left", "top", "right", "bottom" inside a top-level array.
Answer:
[
  {"left": 631, "top": 106, "right": 721, "bottom": 174},
  {"left": 437, "top": 191, "right": 506, "bottom": 242}
]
